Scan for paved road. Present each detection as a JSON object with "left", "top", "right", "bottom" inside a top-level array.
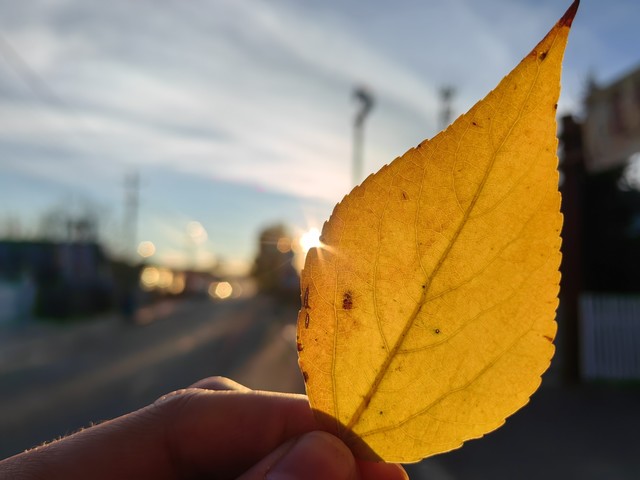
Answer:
[
  {"left": 406, "top": 384, "right": 640, "bottom": 480},
  {"left": 0, "top": 295, "right": 303, "bottom": 459},
  {"left": 2, "top": 296, "right": 640, "bottom": 479}
]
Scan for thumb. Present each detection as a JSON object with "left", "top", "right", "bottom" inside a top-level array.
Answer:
[{"left": 238, "top": 431, "right": 358, "bottom": 480}]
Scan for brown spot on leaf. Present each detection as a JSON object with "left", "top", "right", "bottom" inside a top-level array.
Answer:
[
  {"left": 297, "top": 342, "right": 304, "bottom": 352},
  {"left": 435, "top": 328, "right": 441, "bottom": 334},
  {"left": 554, "top": 103, "right": 558, "bottom": 110},
  {"left": 401, "top": 191, "right": 408, "bottom": 201},
  {"left": 539, "top": 51, "right": 548, "bottom": 61},
  {"left": 303, "top": 286, "right": 310, "bottom": 309},
  {"left": 543, "top": 335, "right": 554, "bottom": 342},
  {"left": 342, "top": 291, "right": 353, "bottom": 310},
  {"left": 302, "top": 371, "right": 309, "bottom": 382},
  {"left": 305, "top": 312, "right": 310, "bottom": 329}
]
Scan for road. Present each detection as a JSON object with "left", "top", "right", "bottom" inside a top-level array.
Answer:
[
  {"left": 0, "top": 295, "right": 304, "bottom": 459},
  {"left": 405, "top": 384, "right": 640, "bottom": 480},
  {"left": 2, "top": 295, "right": 640, "bottom": 479}
]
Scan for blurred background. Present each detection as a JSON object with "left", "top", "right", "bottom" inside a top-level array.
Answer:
[{"left": 0, "top": 0, "right": 639, "bottom": 478}]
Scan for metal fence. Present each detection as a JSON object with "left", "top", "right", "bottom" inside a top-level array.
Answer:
[{"left": 579, "top": 293, "right": 640, "bottom": 380}]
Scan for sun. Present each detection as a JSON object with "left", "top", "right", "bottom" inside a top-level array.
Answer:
[{"left": 299, "top": 227, "right": 322, "bottom": 254}]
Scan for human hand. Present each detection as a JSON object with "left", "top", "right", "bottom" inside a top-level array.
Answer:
[{"left": 0, "top": 376, "right": 408, "bottom": 479}]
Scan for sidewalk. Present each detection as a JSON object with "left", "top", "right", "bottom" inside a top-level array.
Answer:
[
  {"left": 3, "top": 300, "right": 638, "bottom": 479},
  {"left": 0, "top": 295, "right": 297, "bottom": 460},
  {"left": 0, "top": 299, "right": 186, "bottom": 377},
  {"left": 0, "top": 313, "right": 120, "bottom": 376}
]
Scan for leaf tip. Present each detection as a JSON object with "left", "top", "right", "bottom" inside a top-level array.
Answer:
[{"left": 558, "top": 0, "right": 579, "bottom": 28}]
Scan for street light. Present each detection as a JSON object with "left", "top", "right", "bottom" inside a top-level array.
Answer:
[
  {"left": 352, "top": 86, "right": 375, "bottom": 186},
  {"left": 439, "top": 85, "right": 456, "bottom": 130}
]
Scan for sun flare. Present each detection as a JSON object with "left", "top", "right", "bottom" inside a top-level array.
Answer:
[{"left": 299, "top": 227, "right": 322, "bottom": 254}]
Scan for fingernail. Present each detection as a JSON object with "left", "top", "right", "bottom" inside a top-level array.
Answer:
[{"left": 267, "top": 431, "right": 356, "bottom": 480}]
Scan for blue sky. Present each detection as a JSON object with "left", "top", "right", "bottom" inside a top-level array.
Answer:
[{"left": 0, "top": 0, "right": 638, "bottom": 273}]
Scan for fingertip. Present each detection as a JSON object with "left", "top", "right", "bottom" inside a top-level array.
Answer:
[
  {"left": 189, "top": 376, "right": 251, "bottom": 391},
  {"left": 268, "top": 431, "right": 357, "bottom": 480},
  {"left": 241, "top": 431, "right": 357, "bottom": 480}
]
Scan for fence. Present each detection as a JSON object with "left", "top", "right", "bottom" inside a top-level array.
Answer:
[{"left": 579, "top": 293, "right": 640, "bottom": 381}]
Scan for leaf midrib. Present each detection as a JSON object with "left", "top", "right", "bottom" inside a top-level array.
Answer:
[{"left": 343, "top": 56, "right": 547, "bottom": 433}]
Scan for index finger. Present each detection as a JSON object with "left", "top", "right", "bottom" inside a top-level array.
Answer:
[
  {"left": 0, "top": 387, "right": 317, "bottom": 480},
  {"left": 156, "top": 387, "right": 319, "bottom": 478}
]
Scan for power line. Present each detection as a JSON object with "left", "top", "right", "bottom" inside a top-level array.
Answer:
[
  {"left": 0, "top": 32, "right": 64, "bottom": 106},
  {"left": 0, "top": 30, "right": 105, "bottom": 154},
  {"left": 0, "top": 31, "right": 133, "bottom": 256}
]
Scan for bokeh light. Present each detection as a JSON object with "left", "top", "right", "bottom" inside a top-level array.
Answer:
[
  {"left": 277, "top": 236, "right": 292, "bottom": 253},
  {"left": 208, "top": 281, "right": 233, "bottom": 300},
  {"left": 187, "top": 221, "right": 208, "bottom": 245},
  {"left": 140, "top": 267, "right": 160, "bottom": 290},
  {"left": 168, "top": 273, "right": 186, "bottom": 295},
  {"left": 137, "top": 240, "right": 156, "bottom": 258}
]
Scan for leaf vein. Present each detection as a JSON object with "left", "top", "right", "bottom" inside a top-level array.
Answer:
[{"left": 344, "top": 52, "right": 546, "bottom": 433}]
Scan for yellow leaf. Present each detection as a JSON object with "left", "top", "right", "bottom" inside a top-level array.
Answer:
[{"left": 297, "top": 1, "right": 578, "bottom": 463}]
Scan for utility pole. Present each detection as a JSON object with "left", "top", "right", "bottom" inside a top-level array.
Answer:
[
  {"left": 439, "top": 86, "right": 456, "bottom": 130},
  {"left": 352, "top": 86, "right": 375, "bottom": 186},
  {"left": 123, "top": 172, "right": 139, "bottom": 262}
]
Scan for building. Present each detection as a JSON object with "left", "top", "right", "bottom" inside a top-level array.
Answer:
[
  {"left": 583, "top": 64, "right": 640, "bottom": 172},
  {"left": 0, "top": 240, "right": 114, "bottom": 320},
  {"left": 559, "top": 63, "right": 640, "bottom": 382}
]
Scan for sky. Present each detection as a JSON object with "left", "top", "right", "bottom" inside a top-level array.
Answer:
[{"left": 0, "top": 0, "right": 638, "bottom": 274}]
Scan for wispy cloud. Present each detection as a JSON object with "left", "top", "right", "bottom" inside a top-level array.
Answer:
[
  {"left": 1, "top": 0, "right": 638, "bottom": 263},
  {"left": 0, "top": 0, "right": 440, "bottom": 204}
]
